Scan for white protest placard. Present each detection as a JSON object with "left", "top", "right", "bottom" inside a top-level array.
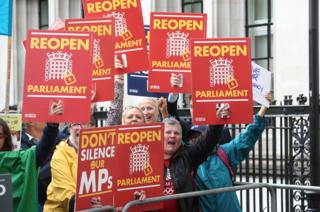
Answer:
[{"left": 252, "top": 62, "right": 271, "bottom": 107}]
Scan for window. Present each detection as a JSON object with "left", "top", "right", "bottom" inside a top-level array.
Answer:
[
  {"left": 182, "top": 0, "right": 203, "bottom": 13},
  {"left": 245, "top": 0, "right": 273, "bottom": 71},
  {"left": 39, "top": 0, "right": 48, "bottom": 29}
]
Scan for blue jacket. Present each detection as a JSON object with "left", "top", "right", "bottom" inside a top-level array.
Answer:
[{"left": 195, "top": 115, "right": 266, "bottom": 212}]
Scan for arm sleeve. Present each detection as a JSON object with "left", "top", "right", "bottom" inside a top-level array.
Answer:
[
  {"left": 167, "top": 95, "right": 191, "bottom": 141},
  {"left": 186, "top": 125, "right": 223, "bottom": 168},
  {"left": 218, "top": 126, "right": 232, "bottom": 144},
  {"left": 106, "top": 81, "right": 124, "bottom": 126},
  {"left": 222, "top": 114, "right": 266, "bottom": 168},
  {"left": 167, "top": 96, "right": 179, "bottom": 119},
  {"left": 167, "top": 93, "right": 179, "bottom": 103},
  {"left": 50, "top": 149, "right": 76, "bottom": 209},
  {"left": 35, "top": 123, "right": 59, "bottom": 167}
]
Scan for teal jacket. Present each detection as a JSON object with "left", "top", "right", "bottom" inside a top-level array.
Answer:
[{"left": 195, "top": 115, "right": 266, "bottom": 212}]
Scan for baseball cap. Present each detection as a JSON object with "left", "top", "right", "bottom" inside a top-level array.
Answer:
[{"left": 187, "top": 125, "right": 207, "bottom": 139}]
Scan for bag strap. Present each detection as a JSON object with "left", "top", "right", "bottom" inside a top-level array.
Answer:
[{"left": 216, "top": 147, "right": 234, "bottom": 179}]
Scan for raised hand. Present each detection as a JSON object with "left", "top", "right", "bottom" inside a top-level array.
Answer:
[
  {"left": 258, "top": 92, "right": 273, "bottom": 117},
  {"left": 170, "top": 73, "right": 183, "bottom": 88},
  {"left": 90, "top": 197, "right": 102, "bottom": 208},
  {"left": 216, "top": 103, "right": 230, "bottom": 119},
  {"left": 158, "top": 97, "right": 169, "bottom": 119},
  {"left": 134, "top": 190, "right": 146, "bottom": 201},
  {"left": 49, "top": 100, "right": 63, "bottom": 115}
]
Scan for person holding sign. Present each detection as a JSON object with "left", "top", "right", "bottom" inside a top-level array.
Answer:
[
  {"left": 161, "top": 117, "right": 223, "bottom": 211},
  {"left": 0, "top": 101, "right": 63, "bottom": 212},
  {"left": 194, "top": 93, "right": 273, "bottom": 212},
  {"left": 44, "top": 106, "right": 145, "bottom": 212}
]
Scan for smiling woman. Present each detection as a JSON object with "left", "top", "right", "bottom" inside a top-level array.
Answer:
[
  {"left": 121, "top": 106, "right": 145, "bottom": 125},
  {"left": 137, "top": 98, "right": 159, "bottom": 123}
]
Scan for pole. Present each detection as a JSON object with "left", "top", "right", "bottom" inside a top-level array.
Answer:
[
  {"left": 4, "top": 36, "right": 12, "bottom": 114},
  {"left": 308, "top": 0, "right": 320, "bottom": 210},
  {"left": 48, "top": 0, "right": 59, "bottom": 26}
]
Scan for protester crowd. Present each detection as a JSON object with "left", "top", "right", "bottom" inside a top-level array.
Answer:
[
  {"left": 0, "top": 8, "right": 273, "bottom": 212},
  {"left": 0, "top": 56, "right": 272, "bottom": 212}
]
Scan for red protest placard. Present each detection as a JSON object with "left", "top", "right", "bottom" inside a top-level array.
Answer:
[
  {"left": 114, "top": 124, "right": 164, "bottom": 211},
  {"left": 82, "top": 0, "right": 148, "bottom": 74},
  {"left": 191, "top": 38, "right": 253, "bottom": 125},
  {"left": 22, "top": 30, "right": 94, "bottom": 123},
  {"left": 75, "top": 128, "right": 117, "bottom": 211},
  {"left": 75, "top": 123, "right": 164, "bottom": 211},
  {"left": 65, "top": 18, "right": 115, "bottom": 102},
  {"left": 148, "top": 12, "right": 207, "bottom": 93}
]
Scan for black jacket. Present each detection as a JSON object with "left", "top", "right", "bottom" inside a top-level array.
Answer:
[
  {"left": 166, "top": 125, "right": 223, "bottom": 211},
  {"left": 167, "top": 98, "right": 232, "bottom": 145},
  {"left": 21, "top": 131, "right": 37, "bottom": 149},
  {"left": 21, "top": 126, "right": 69, "bottom": 206}
]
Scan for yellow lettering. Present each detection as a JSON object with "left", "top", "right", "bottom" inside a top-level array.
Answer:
[
  {"left": 117, "top": 130, "right": 161, "bottom": 145},
  {"left": 115, "top": 39, "right": 142, "bottom": 49},
  {"left": 29, "top": 37, "right": 90, "bottom": 50},
  {"left": 81, "top": 131, "right": 116, "bottom": 148},
  {"left": 30, "top": 37, "right": 40, "bottom": 48},
  {"left": 151, "top": 60, "right": 190, "bottom": 69},
  {"left": 194, "top": 45, "right": 248, "bottom": 57},
  {"left": 86, "top": 0, "right": 137, "bottom": 14},
  {"left": 67, "top": 25, "right": 112, "bottom": 36},
  {"left": 117, "top": 175, "right": 161, "bottom": 187},
  {"left": 93, "top": 68, "right": 112, "bottom": 77},
  {"left": 153, "top": 19, "right": 203, "bottom": 31},
  {"left": 86, "top": 2, "right": 96, "bottom": 14},
  {"left": 195, "top": 90, "right": 249, "bottom": 98},
  {"left": 26, "top": 85, "right": 87, "bottom": 94}
]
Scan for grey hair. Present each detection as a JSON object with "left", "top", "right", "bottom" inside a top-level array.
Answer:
[{"left": 163, "top": 117, "right": 182, "bottom": 134}]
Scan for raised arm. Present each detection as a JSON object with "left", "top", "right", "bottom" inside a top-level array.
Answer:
[
  {"left": 186, "top": 124, "right": 223, "bottom": 169},
  {"left": 222, "top": 92, "right": 273, "bottom": 168},
  {"left": 258, "top": 92, "right": 272, "bottom": 117},
  {"left": 167, "top": 93, "right": 191, "bottom": 141},
  {"left": 106, "top": 57, "right": 125, "bottom": 125},
  {"left": 105, "top": 74, "right": 124, "bottom": 125},
  {"left": 167, "top": 93, "right": 179, "bottom": 118},
  {"left": 158, "top": 97, "right": 169, "bottom": 120},
  {"left": 36, "top": 101, "right": 63, "bottom": 167}
]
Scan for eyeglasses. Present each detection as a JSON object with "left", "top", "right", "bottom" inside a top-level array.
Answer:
[{"left": 0, "top": 133, "right": 7, "bottom": 139}]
